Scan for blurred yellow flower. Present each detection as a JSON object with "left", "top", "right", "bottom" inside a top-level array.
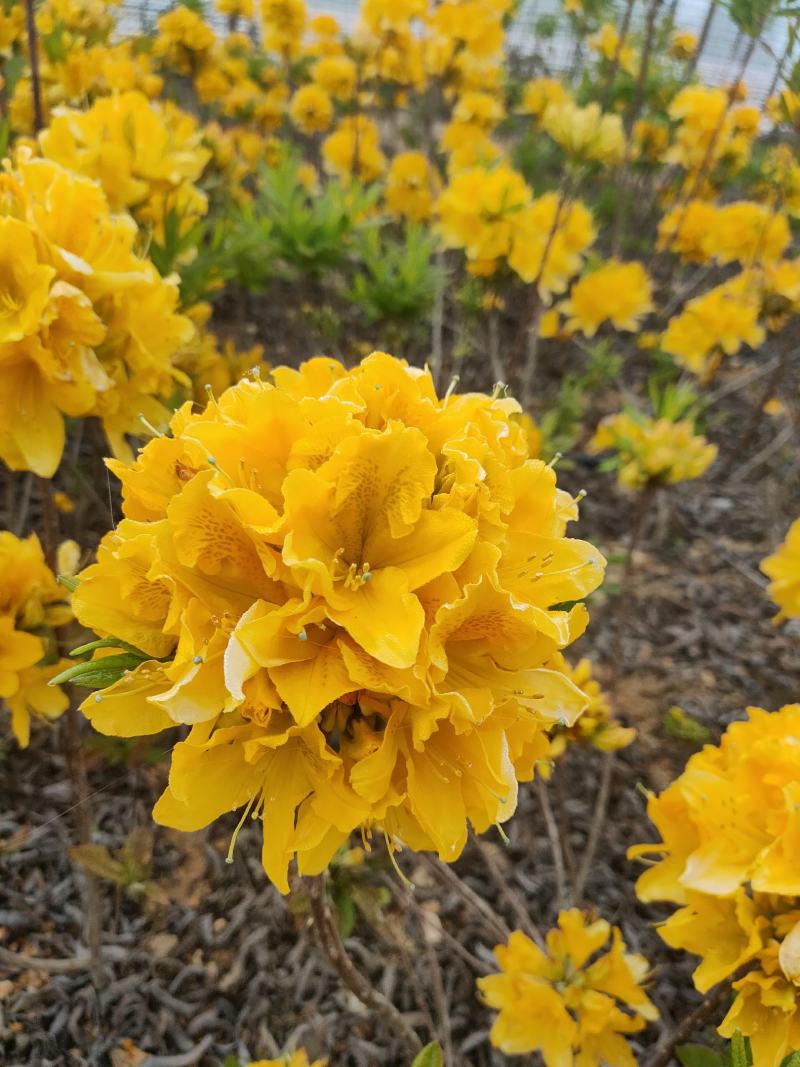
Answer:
[
  {"left": 761, "top": 519, "right": 800, "bottom": 622},
  {"left": 543, "top": 100, "right": 624, "bottom": 164},
  {"left": 385, "top": 151, "right": 438, "bottom": 221},
  {"left": 561, "top": 259, "right": 653, "bottom": 336},
  {"left": 478, "top": 911, "right": 657, "bottom": 1064},
  {"left": 289, "top": 84, "right": 334, "bottom": 134},
  {"left": 591, "top": 410, "right": 716, "bottom": 490}
]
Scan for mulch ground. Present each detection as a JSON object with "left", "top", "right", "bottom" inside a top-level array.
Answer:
[{"left": 1, "top": 346, "right": 799, "bottom": 1067}]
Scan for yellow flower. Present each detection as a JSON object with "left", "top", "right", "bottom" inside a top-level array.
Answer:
[
  {"left": 761, "top": 519, "right": 800, "bottom": 622},
  {"left": 669, "top": 28, "right": 697, "bottom": 59},
  {"left": 74, "top": 352, "right": 604, "bottom": 892},
  {"left": 322, "top": 116, "right": 386, "bottom": 182},
  {"left": 542, "top": 100, "right": 624, "bottom": 164},
  {"left": 0, "top": 216, "right": 55, "bottom": 343},
  {"left": 549, "top": 657, "right": 635, "bottom": 759},
  {"left": 701, "top": 202, "right": 790, "bottom": 266},
  {"left": 154, "top": 5, "right": 215, "bottom": 72},
  {"left": 437, "top": 162, "right": 531, "bottom": 262},
  {"left": 311, "top": 55, "right": 357, "bottom": 100},
  {"left": 661, "top": 271, "right": 765, "bottom": 380},
  {"left": 289, "top": 84, "right": 334, "bottom": 134},
  {"left": 658, "top": 200, "right": 718, "bottom": 263},
  {"left": 632, "top": 119, "right": 668, "bottom": 162},
  {"left": 590, "top": 410, "right": 717, "bottom": 490},
  {"left": 632, "top": 704, "right": 800, "bottom": 901},
  {"left": 261, "top": 0, "right": 306, "bottom": 55},
  {"left": 248, "top": 1052, "right": 326, "bottom": 1067},
  {"left": 385, "top": 151, "right": 438, "bottom": 221},
  {"left": 478, "top": 911, "right": 657, "bottom": 1065},
  {"left": 0, "top": 532, "right": 71, "bottom": 746},
  {"left": 507, "top": 194, "right": 596, "bottom": 300},
  {"left": 561, "top": 260, "right": 653, "bottom": 337},
  {"left": 588, "top": 23, "right": 636, "bottom": 75},
  {"left": 216, "top": 0, "right": 254, "bottom": 18},
  {"left": 519, "top": 77, "right": 569, "bottom": 118}
]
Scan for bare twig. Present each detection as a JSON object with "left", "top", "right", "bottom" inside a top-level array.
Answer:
[
  {"left": 570, "top": 752, "right": 615, "bottom": 905},
  {"left": 536, "top": 776, "right": 568, "bottom": 909},
  {"left": 646, "top": 979, "right": 733, "bottom": 1067},
  {"left": 23, "top": 0, "right": 44, "bottom": 133},
  {"left": 470, "top": 832, "right": 546, "bottom": 949},
  {"left": 139, "top": 1036, "right": 215, "bottom": 1067},
  {"left": 306, "top": 874, "right": 422, "bottom": 1055},
  {"left": 419, "top": 854, "right": 511, "bottom": 943}
]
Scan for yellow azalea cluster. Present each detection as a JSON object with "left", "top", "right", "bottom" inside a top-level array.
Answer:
[
  {"left": 541, "top": 100, "right": 625, "bottom": 165},
  {"left": 588, "top": 23, "right": 635, "bottom": 76},
  {"left": 437, "top": 163, "right": 596, "bottom": 295},
  {"left": 549, "top": 657, "right": 635, "bottom": 759},
  {"left": 519, "top": 77, "right": 569, "bottom": 118},
  {"left": 154, "top": 5, "right": 216, "bottom": 74},
  {"left": 666, "top": 86, "right": 759, "bottom": 176},
  {"left": 0, "top": 150, "right": 193, "bottom": 477},
  {"left": 761, "top": 519, "right": 800, "bottom": 622},
  {"left": 631, "top": 705, "right": 800, "bottom": 1067},
  {"left": 478, "top": 909, "right": 657, "bottom": 1066},
  {"left": 322, "top": 116, "right": 386, "bottom": 182},
  {"left": 289, "top": 84, "right": 334, "bottom": 134},
  {"left": 0, "top": 533, "right": 72, "bottom": 748},
  {"left": 560, "top": 260, "right": 653, "bottom": 337},
  {"left": 659, "top": 200, "right": 790, "bottom": 267},
  {"left": 261, "top": 0, "right": 307, "bottom": 58},
  {"left": 590, "top": 410, "right": 717, "bottom": 490},
  {"left": 661, "top": 272, "right": 765, "bottom": 380},
  {"left": 385, "top": 151, "right": 438, "bottom": 222},
  {"left": 39, "top": 91, "right": 210, "bottom": 242},
  {"left": 669, "top": 28, "right": 697, "bottom": 60},
  {"left": 72, "top": 352, "right": 605, "bottom": 893}
]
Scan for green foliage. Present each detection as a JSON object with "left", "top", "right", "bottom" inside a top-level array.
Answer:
[
  {"left": 539, "top": 338, "right": 622, "bottom": 455},
  {"left": 345, "top": 225, "right": 445, "bottom": 328},
  {"left": 70, "top": 827, "right": 160, "bottom": 902},
  {"left": 50, "top": 636, "right": 156, "bottom": 690},
  {"left": 234, "top": 154, "right": 380, "bottom": 285},
  {"left": 663, "top": 706, "right": 712, "bottom": 745},
  {"left": 677, "top": 1044, "right": 727, "bottom": 1067},
  {"left": 327, "top": 846, "right": 392, "bottom": 938},
  {"left": 724, "top": 0, "right": 776, "bottom": 36},
  {"left": 410, "top": 1043, "right": 444, "bottom": 1067}
]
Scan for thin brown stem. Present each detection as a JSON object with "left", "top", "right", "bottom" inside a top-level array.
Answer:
[
  {"left": 420, "top": 853, "right": 511, "bottom": 943},
  {"left": 536, "top": 776, "right": 568, "bottom": 909},
  {"left": 63, "top": 702, "right": 105, "bottom": 984},
  {"left": 306, "top": 874, "right": 422, "bottom": 1055},
  {"left": 570, "top": 751, "right": 615, "bottom": 905},
  {"left": 684, "top": 0, "right": 718, "bottom": 81},
  {"left": 471, "top": 832, "right": 546, "bottom": 949},
  {"left": 646, "top": 979, "right": 733, "bottom": 1067},
  {"left": 601, "top": 0, "right": 635, "bottom": 107},
  {"left": 23, "top": 0, "right": 44, "bottom": 134}
]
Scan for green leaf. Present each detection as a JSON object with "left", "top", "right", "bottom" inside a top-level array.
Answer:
[
  {"left": 780, "top": 1054, "right": 800, "bottom": 1067},
  {"left": 333, "top": 888, "right": 357, "bottom": 938},
  {"left": 730, "top": 1031, "right": 750, "bottom": 1067},
  {"left": 677, "top": 1045, "right": 726, "bottom": 1067},
  {"left": 410, "top": 1042, "right": 444, "bottom": 1067},
  {"left": 69, "top": 637, "right": 148, "bottom": 658},
  {"left": 57, "top": 574, "right": 80, "bottom": 593},
  {"left": 48, "top": 653, "right": 147, "bottom": 689},
  {"left": 664, "top": 707, "right": 712, "bottom": 745}
]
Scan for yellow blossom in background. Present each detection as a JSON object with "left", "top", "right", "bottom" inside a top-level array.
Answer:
[
  {"left": 154, "top": 5, "right": 215, "bottom": 73},
  {"left": 289, "top": 84, "right": 334, "bottom": 134},
  {"left": 385, "top": 151, "right": 438, "bottom": 221},
  {"left": 667, "top": 86, "right": 758, "bottom": 175},
  {"left": 0, "top": 151, "right": 193, "bottom": 477},
  {"left": 72, "top": 352, "right": 604, "bottom": 892},
  {"left": 39, "top": 91, "right": 210, "bottom": 239},
  {"left": 561, "top": 260, "right": 653, "bottom": 336},
  {"left": 507, "top": 194, "right": 596, "bottom": 300},
  {"left": 311, "top": 54, "right": 357, "bottom": 100},
  {"left": 519, "top": 77, "right": 569, "bottom": 118},
  {"left": 761, "top": 519, "right": 800, "bottom": 622},
  {"left": 542, "top": 100, "right": 624, "bottom": 164},
  {"left": 322, "top": 115, "right": 386, "bottom": 181},
  {"left": 669, "top": 28, "right": 697, "bottom": 60},
  {"left": 437, "top": 162, "right": 531, "bottom": 262},
  {"left": 478, "top": 911, "right": 657, "bottom": 1064},
  {"left": 549, "top": 657, "right": 635, "bottom": 758},
  {"left": 217, "top": 0, "right": 255, "bottom": 18},
  {"left": 658, "top": 200, "right": 718, "bottom": 263},
  {"left": 661, "top": 272, "right": 765, "bottom": 380},
  {"left": 633, "top": 119, "right": 669, "bottom": 162},
  {"left": 589, "top": 23, "right": 635, "bottom": 75},
  {"left": 0, "top": 532, "right": 72, "bottom": 747},
  {"left": 261, "top": 0, "right": 306, "bottom": 56},
  {"left": 701, "top": 202, "right": 790, "bottom": 266},
  {"left": 591, "top": 411, "right": 717, "bottom": 490}
]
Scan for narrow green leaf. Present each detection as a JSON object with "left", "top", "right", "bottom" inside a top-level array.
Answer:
[
  {"left": 730, "top": 1030, "right": 750, "bottom": 1067},
  {"left": 676, "top": 1045, "right": 726, "bottom": 1067},
  {"left": 49, "top": 653, "right": 146, "bottom": 689},
  {"left": 69, "top": 637, "right": 148, "bottom": 658},
  {"left": 410, "top": 1042, "right": 444, "bottom": 1067}
]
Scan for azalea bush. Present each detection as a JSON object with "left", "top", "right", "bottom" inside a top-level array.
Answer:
[{"left": 1, "top": 0, "right": 800, "bottom": 1063}]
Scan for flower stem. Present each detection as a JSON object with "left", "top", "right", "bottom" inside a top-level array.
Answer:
[
  {"left": 306, "top": 873, "right": 422, "bottom": 1055},
  {"left": 646, "top": 979, "right": 733, "bottom": 1067},
  {"left": 23, "top": 0, "right": 44, "bottom": 134}
]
